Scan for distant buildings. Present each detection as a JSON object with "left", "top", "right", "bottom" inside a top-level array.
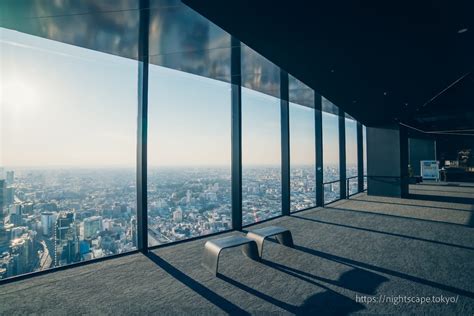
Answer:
[
  {"left": 82, "top": 216, "right": 103, "bottom": 240},
  {"left": 172, "top": 208, "right": 183, "bottom": 223},
  {"left": 0, "top": 164, "right": 355, "bottom": 280},
  {"left": 1, "top": 227, "right": 36, "bottom": 278}
]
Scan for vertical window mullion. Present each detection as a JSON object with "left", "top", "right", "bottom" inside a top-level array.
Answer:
[
  {"left": 357, "top": 122, "right": 364, "bottom": 193},
  {"left": 280, "top": 70, "right": 290, "bottom": 216},
  {"left": 339, "top": 109, "right": 347, "bottom": 199},
  {"left": 231, "top": 36, "right": 243, "bottom": 230},
  {"left": 315, "top": 95, "right": 323, "bottom": 206},
  {"left": 137, "top": 0, "right": 150, "bottom": 252}
]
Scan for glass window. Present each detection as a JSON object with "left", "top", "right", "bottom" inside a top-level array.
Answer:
[
  {"left": 146, "top": 3, "right": 232, "bottom": 246},
  {"left": 147, "top": 68, "right": 232, "bottom": 246},
  {"left": 289, "top": 75, "right": 316, "bottom": 212},
  {"left": 241, "top": 46, "right": 281, "bottom": 225},
  {"left": 345, "top": 116, "right": 358, "bottom": 195},
  {"left": 322, "top": 97, "right": 340, "bottom": 204},
  {"left": 0, "top": 27, "right": 138, "bottom": 280},
  {"left": 242, "top": 88, "right": 281, "bottom": 225},
  {"left": 289, "top": 104, "right": 316, "bottom": 211}
]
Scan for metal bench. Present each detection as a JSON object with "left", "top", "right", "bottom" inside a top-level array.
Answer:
[
  {"left": 246, "top": 226, "right": 294, "bottom": 257},
  {"left": 202, "top": 235, "right": 260, "bottom": 275}
]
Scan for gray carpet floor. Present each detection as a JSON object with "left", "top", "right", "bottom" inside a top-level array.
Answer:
[{"left": 1, "top": 182, "right": 473, "bottom": 315}]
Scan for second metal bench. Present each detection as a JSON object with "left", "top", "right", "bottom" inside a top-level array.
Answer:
[{"left": 246, "top": 226, "right": 294, "bottom": 257}]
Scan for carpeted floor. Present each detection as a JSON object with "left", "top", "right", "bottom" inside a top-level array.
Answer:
[{"left": 1, "top": 182, "right": 473, "bottom": 315}]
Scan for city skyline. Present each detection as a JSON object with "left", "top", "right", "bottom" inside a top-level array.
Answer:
[{"left": 0, "top": 164, "right": 350, "bottom": 279}]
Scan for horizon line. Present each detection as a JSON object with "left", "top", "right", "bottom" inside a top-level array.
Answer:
[{"left": 0, "top": 163, "right": 352, "bottom": 170}]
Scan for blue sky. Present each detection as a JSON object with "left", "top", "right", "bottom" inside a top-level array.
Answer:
[
  {"left": 1, "top": 28, "right": 137, "bottom": 168},
  {"left": 345, "top": 117, "right": 359, "bottom": 165},
  {"left": 290, "top": 102, "right": 315, "bottom": 165},
  {"left": 1, "top": 27, "right": 344, "bottom": 168}
]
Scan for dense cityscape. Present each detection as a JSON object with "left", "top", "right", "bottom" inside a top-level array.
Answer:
[
  {"left": 0, "top": 164, "right": 356, "bottom": 280},
  {"left": 0, "top": 168, "right": 137, "bottom": 280}
]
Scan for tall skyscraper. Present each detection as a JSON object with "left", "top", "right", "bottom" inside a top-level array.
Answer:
[
  {"left": 130, "top": 216, "right": 137, "bottom": 248},
  {"left": 56, "top": 211, "right": 75, "bottom": 242},
  {"left": 55, "top": 212, "right": 78, "bottom": 266},
  {"left": 10, "top": 231, "right": 36, "bottom": 275},
  {"left": 63, "top": 236, "right": 79, "bottom": 264},
  {"left": 5, "top": 187, "right": 15, "bottom": 206},
  {"left": 0, "top": 180, "right": 5, "bottom": 224},
  {"left": 6, "top": 171, "right": 14, "bottom": 186},
  {"left": 82, "top": 216, "right": 103, "bottom": 240},
  {"left": 173, "top": 208, "right": 183, "bottom": 222},
  {"left": 9, "top": 204, "right": 23, "bottom": 226},
  {"left": 41, "top": 212, "right": 56, "bottom": 236},
  {"left": 0, "top": 180, "right": 10, "bottom": 254}
]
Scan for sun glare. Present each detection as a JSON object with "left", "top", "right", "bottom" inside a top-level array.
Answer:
[{"left": 3, "top": 78, "right": 41, "bottom": 116}]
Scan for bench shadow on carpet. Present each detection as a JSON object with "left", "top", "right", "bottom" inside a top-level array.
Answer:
[{"left": 146, "top": 245, "right": 390, "bottom": 315}]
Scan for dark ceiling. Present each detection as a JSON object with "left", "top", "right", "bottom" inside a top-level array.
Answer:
[{"left": 184, "top": 0, "right": 474, "bottom": 133}]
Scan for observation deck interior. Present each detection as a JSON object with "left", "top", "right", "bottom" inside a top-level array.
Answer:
[{"left": 1, "top": 183, "right": 473, "bottom": 315}]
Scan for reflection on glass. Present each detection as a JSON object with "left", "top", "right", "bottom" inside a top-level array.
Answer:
[
  {"left": 148, "top": 1, "right": 232, "bottom": 82},
  {"left": 242, "top": 88, "right": 281, "bottom": 225},
  {"left": 1, "top": 1, "right": 139, "bottom": 60},
  {"left": 288, "top": 75, "right": 315, "bottom": 108},
  {"left": 0, "top": 28, "right": 137, "bottom": 280},
  {"left": 345, "top": 117, "right": 358, "bottom": 195},
  {"left": 290, "top": 103, "right": 316, "bottom": 212},
  {"left": 322, "top": 106, "right": 340, "bottom": 203},
  {"left": 241, "top": 45, "right": 280, "bottom": 98},
  {"left": 147, "top": 66, "right": 232, "bottom": 246}
]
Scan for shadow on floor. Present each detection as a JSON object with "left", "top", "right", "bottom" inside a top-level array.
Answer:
[
  {"left": 146, "top": 244, "right": 383, "bottom": 315},
  {"left": 408, "top": 193, "right": 474, "bottom": 205},
  {"left": 293, "top": 245, "right": 474, "bottom": 299},
  {"left": 416, "top": 183, "right": 474, "bottom": 188},
  {"left": 298, "top": 290, "right": 365, "bottom": 315},
  {"left": 350, "top": 198, "right": 473, "bottom": 213},
  {"left": 410, "top": 188, "right": 474, "bottom": 195},
  {"left": 217, "top": 274, "right": 299, "bottom": 314},
  {"left": 145, "top": 252, "right": 250, "bottom": 315},
  {"left": 218, "top": 264, "right": 371, "bottom": 315},
  {"left": 261, "top": 259, "right": 389, "bottom": 295},
  {"left": 327, "top": 206, "right": 472, "bottom": 228},
  {"left": 291, "top": 215, "right": 474, "bottom": 250}
]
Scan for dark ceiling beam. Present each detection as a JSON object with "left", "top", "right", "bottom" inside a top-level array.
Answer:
[{"left": 183, "top": 0, "right": 474, "bottom": 130}]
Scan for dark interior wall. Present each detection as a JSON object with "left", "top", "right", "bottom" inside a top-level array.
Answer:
[
  {"left": 367, "top": 125, "right": 408, "bottom": 197},
  {"left": 409, "top": 138, "right": 436, "bottom": 176},
  {"left": 367, "top": 126, "right": 401, "bottom": 177}
]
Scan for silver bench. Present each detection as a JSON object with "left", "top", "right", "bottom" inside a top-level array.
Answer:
[
  {"left": 246, "top": 226, "right": 294, "bottom": 257},
  {"left": 202, "top": 235, "right": 260, "bottom": 275}
]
